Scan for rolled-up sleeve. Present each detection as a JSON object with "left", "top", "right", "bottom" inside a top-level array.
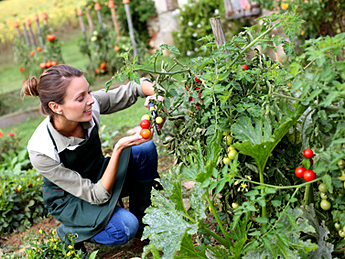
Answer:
[
  {"left": 29, "top": 151, "right": 110, "bottom": 205},
  {"left": 92, "top": 78, "right": 148, "bottom": 114}
]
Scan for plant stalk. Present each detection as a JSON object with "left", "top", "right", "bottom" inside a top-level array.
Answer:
[
  {"left": 229, "top": 24, "right": 278, "bottom": 68},
  {"left": 205, "top": 187, "right": 232, "bottom": 247}
]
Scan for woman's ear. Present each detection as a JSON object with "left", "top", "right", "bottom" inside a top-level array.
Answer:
[{"left": 48, "top": 101, "right": 63, "bottom": 115}]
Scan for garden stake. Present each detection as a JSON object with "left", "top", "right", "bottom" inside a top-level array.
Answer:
[
  {"left": 77, "top": 9, "right": 87, "bottom": 38},
  {"left": 34, "top": 14, "right": 44, "bottom": 48},
  {"left": 26, "top": 19, "right": 36, "bottom": 47},
  {"left": 109, "top": 0, "right": 120, "bottom": 38},
  {"left": 14, "top": 22, "right": 21, "bottom": 38},
  {"left": 94, "top": 3, "right": 105, "bottom": 28},
  {"left": 22, "top": 22, "right": 30, "bottom": 46},
  {"left": 123, "top": 0, "right": 138, "bottom": 59},
  {"left": 85, "top": 7, "right": 94, "bottom": 32}
]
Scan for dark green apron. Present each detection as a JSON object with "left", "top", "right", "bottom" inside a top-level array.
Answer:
[{"left": 42, "top": 123, "right": 130, "bottom": 243}]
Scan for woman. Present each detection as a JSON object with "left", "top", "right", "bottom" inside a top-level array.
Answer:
[{"left": 22, "top": 64, "right": 161, "bottom": 248}]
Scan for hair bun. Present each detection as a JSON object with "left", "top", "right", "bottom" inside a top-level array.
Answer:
[{"left": 22, "top": 77, "right": 39, "bottom": 97}]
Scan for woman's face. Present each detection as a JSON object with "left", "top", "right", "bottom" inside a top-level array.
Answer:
[{"left": 59, "top": 76, "right": 94, "bottom": 122}]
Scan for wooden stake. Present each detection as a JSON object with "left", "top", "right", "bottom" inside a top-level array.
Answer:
[
  {"left": 85, "top": 7, "right": 94, "bottom": 32},
  {"left": 109, "top": 1, "right": 120, "bottom": 38},
  {"left": 34, "top": 15, "right": 44, "bottom": 48},
  {"left": 123, "top": 0, "right": 138, "bottom": 58},
  {"left": 210, "top": 17, "right": 229, "bottom": 61},
  {"left": 26, "top": 19, "right": 36, "bottom": 47},
  {"left": 94, "top": 3, "right": 105, "bottom": 28},
  {"left": 22, "top": 22, "right": 30, "bottom": 46},
  {"left": 77, "top": 9, "right": 86, "bottom": 37}
]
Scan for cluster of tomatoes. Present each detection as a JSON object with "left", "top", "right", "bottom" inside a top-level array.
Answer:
[
  {"left": 139, "top": 112, "right": 164, "bottom": 139},
  {"left": 318, "top": 183, "right": 331, "bottom": 211},
  {"left": 40, "top": 60, "right": 58, "bottom": 69},
  {"left": 294, "top": 148, "right": 316, "bottom": 182},
  {"left": 222, "top": 133, "right": 238, "bottom": 165},
  {"left": 95, "top": 62, "right": 107, "bottom": 74}
]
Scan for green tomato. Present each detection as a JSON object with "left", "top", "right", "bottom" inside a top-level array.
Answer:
[
  {"left": 227, "top": 146, "right": 236, "bottom": 152},
  {"left": 320, "top": 200, "right": 331, "bottom": 211},
  {"left": 318, "top": 183, "right": 327, "bottom": 193},
  {"left": 223, "top": 157, "right": 230, "bottom": 165},
  {"left": 320, "top": 193, "right": 327, "bottom": 200},
  {"left": 335, "top": 222, "right": 341, "bottom": 230},
  {"left": 338, "top": 159, "right": 345, "bottom": 170},
  {"left": 232, "top": 202, "right": 239, "bottom": 209},
  {"left": 228, "top": 149, "right": 238, "bottom": 161},
  {"left": 141, "top": 114, "right": 151, "bottom": 121},
  {"left": 339, "top": 230, "right": 345, "bottom": 237}
]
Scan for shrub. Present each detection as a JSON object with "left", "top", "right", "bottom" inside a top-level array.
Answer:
[{"left": 0, "top": 133, "right": 47, "bottom": 234}]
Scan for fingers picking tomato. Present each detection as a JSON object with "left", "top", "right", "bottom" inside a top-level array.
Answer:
[
  {"left": 140, "top": 128, "right": 151, "bottom": 139},
  {"left": 295, "top": 166, "right": 306, "bottom": 178},
  {"left": 303, "top": 148, "right": 313, "bottom": 159},
  {"left": 303, "top": 169, "right": 316, "bottom": 182},
  {"left": 140, "top": 119, "right": 150, "bottom": 129}
]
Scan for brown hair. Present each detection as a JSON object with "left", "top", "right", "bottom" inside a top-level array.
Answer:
[{"left": 22, "top": 64, "right": 83, "bottom": 116}]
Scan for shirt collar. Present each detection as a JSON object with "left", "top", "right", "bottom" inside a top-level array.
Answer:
[{"left": 47, "top": 117, "right": 95, "bottom": 153}]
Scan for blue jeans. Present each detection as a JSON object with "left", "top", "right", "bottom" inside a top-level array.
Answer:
[{"left": 93, "top": 140, "right": 158, "bottom": 245}]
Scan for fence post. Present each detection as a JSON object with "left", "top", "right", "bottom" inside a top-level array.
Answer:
[
  {"left": 210, "top": 16, "right": 229, "bottom": 61},
  {"left": 123, "top": 0, "right": 138, "bottom": 59},
  {"left": 85, "top": 7, "right": 94, "bottom": 32},
  {"left": 34, "top": 14, "right": 44, "bottom": 48},
  {"left": 108, "top": 0, "right": 120, "bottom": 38}
]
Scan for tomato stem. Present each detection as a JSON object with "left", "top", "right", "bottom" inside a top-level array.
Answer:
[
  {"left": 262, "top": 187, "right": 300, "bottom": 239},
  {"left": 206, "top": 187, "right": 232, "bottom": 247},
  {"left": 237, "top": 176, "right": 321, "bottom": 189}
]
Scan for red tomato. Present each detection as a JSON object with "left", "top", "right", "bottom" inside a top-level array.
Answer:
[
  {"left": 46, "top": 34, "right": 56, "bottom": 42},
  {"left": 140, "top": 119, "right": 150, "bottom": 129},
  {"left": 303, "top": 170, "right": 316, "bottom": 182},
  {"left": 140, "top": 129, "right": 151, "bottom": 139},
  {"left": 304, "top": 148, "right": 313, "bottom": 159},
  {"left": 241, "top": 64, "right": 248, "bottom": 70},
  {"left": 295, "top": 166, "right": 306, "bottom": 178}
]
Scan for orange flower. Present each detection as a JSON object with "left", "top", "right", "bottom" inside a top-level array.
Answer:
[
  {"left": 114, "top": 45, "right": 120, "bottom": 52},
  {"left": 0, "top": 132, "right": 4, "bottom": 137}
]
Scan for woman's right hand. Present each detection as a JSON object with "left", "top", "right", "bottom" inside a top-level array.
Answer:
[{"left": 114, "top": 128, "right": 154, "bottom": 153}]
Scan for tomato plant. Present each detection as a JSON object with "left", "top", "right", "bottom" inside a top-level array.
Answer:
[{"left": 109, "top": 10, "right": 345, "bottom": 258}]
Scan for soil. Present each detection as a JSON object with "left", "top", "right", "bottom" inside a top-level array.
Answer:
[{"left": 0, "top": 151, "right": 175, "bottom": 258}]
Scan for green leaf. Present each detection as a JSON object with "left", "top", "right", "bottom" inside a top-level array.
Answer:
[
  {"left": 143, "top": 189, "right": 198, "bottom": 259},
  {"left": 232, "top": 104, "right": 307, "bottom": 174},
  {"left": 175, "top": 235, "right": 207, "bottom": 258}
]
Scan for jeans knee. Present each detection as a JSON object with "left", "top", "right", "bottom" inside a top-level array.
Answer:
[{"left": 93, "top": 208, "right": 139, "bottom": 246}]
